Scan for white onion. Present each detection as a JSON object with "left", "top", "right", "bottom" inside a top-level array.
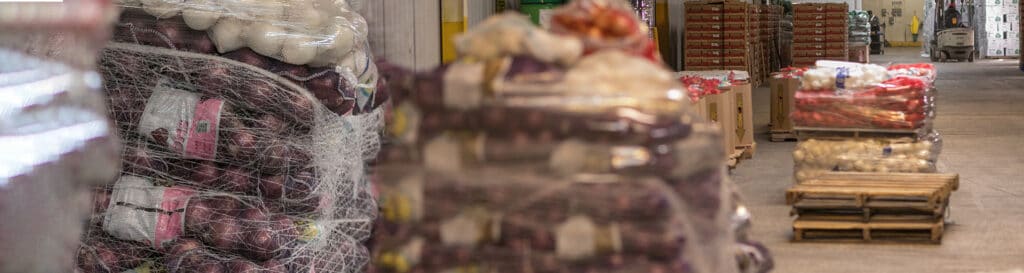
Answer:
[
  {"left": 281, "top": 36, "right": 320, "bottom": 65},
  {"left": 340, "top": 49, "right": 371, "bottom": 82},
  {"left": 182, "top": 0, "right": 221, "bottom": 30},
  {"left": 141, "top": 0, "right": 183, "bottom": 19},
  {"left": 324, "top": 17, "right": 357, "bottom": 58},
  {"left": 286, "top": 3, "right": 327, "bottom": 30},
  {"left": 246, "top": 22, "right": 288, "bottom": 57},
  {"left": 209, "top": 18, "right": 248, "bottom": 53}
]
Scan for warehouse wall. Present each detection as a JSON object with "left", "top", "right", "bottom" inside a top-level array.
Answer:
[{"left": 862, "top": 0, "right": 927, "bottom": 42}]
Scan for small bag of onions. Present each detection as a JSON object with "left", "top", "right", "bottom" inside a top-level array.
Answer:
[
  {"left": 107, "top": 0, "right": 385, "bottom": 117},
  {"left": 77, "top": 12, "right": 384, "bottom": 273}
]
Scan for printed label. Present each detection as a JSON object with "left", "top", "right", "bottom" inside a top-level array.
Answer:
[
  {"left": 835, "top": 67, "right": 849, "bottom": 89},
  {"left": 138, "top": 85, "right": 223, "bottom": 159},
  {"left": 555, "top": 216, "right": 619, "bottom": 260},
  {"left": 439, "top": 209, "right": 500, "bottom": 247},
  {"left": 103, "top": 176, "right": 194, "bottom": 249}
]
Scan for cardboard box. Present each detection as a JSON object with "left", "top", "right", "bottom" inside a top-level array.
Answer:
[
  {"left": 702, "top": 89, "right": 737, "bottom": 157},
  {"left": 731, "top": 83, "right": 754, "bottom": 148},
  {"left": 769, "top": 76, "right": 799, "bottom": 132}
]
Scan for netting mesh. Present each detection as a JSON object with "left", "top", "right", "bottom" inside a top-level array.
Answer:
[{"left": 77, "top": 43, "right": 381, "bottom": 273}]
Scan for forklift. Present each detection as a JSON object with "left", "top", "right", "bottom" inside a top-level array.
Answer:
[{"left": 930, "top": 0, "right": 976, "bottom": 62}]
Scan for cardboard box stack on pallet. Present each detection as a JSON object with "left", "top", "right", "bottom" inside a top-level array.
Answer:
[
  {"left": 679, "top": 70, "right": 756, "bottom": 168},
  {"left": 792, "top": 3, "right": 849, "bottom": 66},
  {"left": 748, "top": 4, "right": 764, "bottom": 87},
  {"left": 684, "top": 1, "right": 751, "bottom": 75}
]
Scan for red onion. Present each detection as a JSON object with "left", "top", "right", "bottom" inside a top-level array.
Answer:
[
  {"left": 209, "top": 218, "right": 243, "bottom": 251},
  {"left": 221, "top": 167, "right": 255, "bottom": 194},
  {"left": 225, "top": 260, "right": 262, "bottom": 273},
  {"left": 258, "top": 175, "right": 286, "bottom": 200},
  {"left": 191, "top": 161, "right": 220, "bottom": 189}
]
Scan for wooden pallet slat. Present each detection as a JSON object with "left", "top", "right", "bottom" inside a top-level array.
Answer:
[{"left": 792, "top": 218, "right": 944, "bottom": 243}]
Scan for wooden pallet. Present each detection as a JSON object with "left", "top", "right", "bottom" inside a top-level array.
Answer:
[
  {"left": 794, "top": 201, "right": 948, "bottom": 222},
  {"left": 793, "top": 127, "right": 926, "bottom": 140},
  {"left": 786, "top": 172, "right": 959, "bottom": 209},
  {"left": 727, "top": 142, "right": 757, "bottom": 168},
  {"left": 793, "top": 218, "right": 944, "bottom": 243},
  {"left": 770, "top": 130, "right": 797, "bottom": 142}
]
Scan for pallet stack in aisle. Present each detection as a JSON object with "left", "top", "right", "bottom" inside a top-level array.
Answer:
[
  {"left": 792, "top": 3, "right": 849, "bottom": 66},
  {"left": 784, "top": 63, "right": 961, "bottom": 243},
  {"left": 788, "top": 172, "right": 959, "bottom": 243},
  {"left": 684, "top": 1, "right": 752, "bottom": 73}
]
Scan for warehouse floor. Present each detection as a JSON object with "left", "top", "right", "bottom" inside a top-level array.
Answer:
[{"left": 735, "top": 47, "right": 1024, "bottom": 273}]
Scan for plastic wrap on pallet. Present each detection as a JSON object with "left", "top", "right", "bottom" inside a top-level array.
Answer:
[
  {"left": 373, "top": 165, "right": 702, "bottom": 273},
  {"left": 109, "top": 1, "right": 385, "bottom": 117},
  {"left": 792, "top": 131, "right": 943, "bottom": 182},
  {"left": 375, "top": 7, "right": 753, "bottom": 273},
  {"left": 77, "top": 33, "right": 385, "bottom": 273},
  {"left": 791, "top": 63, "right": 937, "bottom": 130}
]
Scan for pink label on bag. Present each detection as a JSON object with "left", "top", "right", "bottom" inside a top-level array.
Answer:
[
  {"left": 153, "top": 187, "right": 194, "bottom": 249},
  {"left": 184, "top": 99, "right": 223, "bottom": 159}
]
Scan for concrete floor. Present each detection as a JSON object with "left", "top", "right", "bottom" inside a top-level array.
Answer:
[{"left": 734, "top": 48, "right": 1024, "bottom": 273}]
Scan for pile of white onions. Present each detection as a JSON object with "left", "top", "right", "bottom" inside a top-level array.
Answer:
[
  {"left": 125, "top": 0, "right": 362, "bottom": 66},
  {"left": 801, "top": 64, "right": 888, "bottom": 90},
  {"left": 793, "top": 138, "right": 935, "bottom": 182}
]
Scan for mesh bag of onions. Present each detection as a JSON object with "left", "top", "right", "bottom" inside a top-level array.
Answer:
[
  {"left": 75, "top": 2, "right": 386, "bottom": 272},
  {"left": 108, "top": 0, "right": 386, "bottom": 117},
  {"left": 371, "top": 10, "right": 768, "bottom": 273},
  {"left": 792, "top": 63, "right": 937, "bottom": 131}
]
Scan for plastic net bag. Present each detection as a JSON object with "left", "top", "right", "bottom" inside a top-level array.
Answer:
[
  {"left": 76, "top": 34, "right": 384, "bottom": 273},
  {"left": 791, "top": 62, "right": 937, "bottom": 131},
  {"left": 793, "top": 131, "right": 944, "bottom": 182},
  {"left": 376, "top": 8, "right": 749, "bottom": 273},
  {"left": 0, "top": 1, "right": 121, "bottom": 272},
  {"left": 109, "top": 1, "right": 386, "bottom": 117}
]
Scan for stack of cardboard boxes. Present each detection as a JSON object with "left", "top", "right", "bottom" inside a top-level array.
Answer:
[
  {"left": 765, "top": 5, "right": 783, "bottom": 73},
  {"left": 749, "top": 5, "right": 764, "bottom": 86},
  {"left": 791, "top": 3, "right": 849, "bottom": 66},
  {"left": 684, "top": 1, "right": 752, "bottom": 73},
  {"left": 982, "top": 0, "right": 1021, "bottom": 58}
]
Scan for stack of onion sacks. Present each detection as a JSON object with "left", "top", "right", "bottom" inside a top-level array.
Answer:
[{"left": 76, "top": 5, "right": 383, "bottom": 272}]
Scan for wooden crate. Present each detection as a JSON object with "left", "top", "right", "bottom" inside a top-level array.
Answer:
[
  {"left": 769, "top": 76, "right": 799, "bottom": 139},
  {"left": 793, "top": 218, "right": 944, "bottom": 243}
]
